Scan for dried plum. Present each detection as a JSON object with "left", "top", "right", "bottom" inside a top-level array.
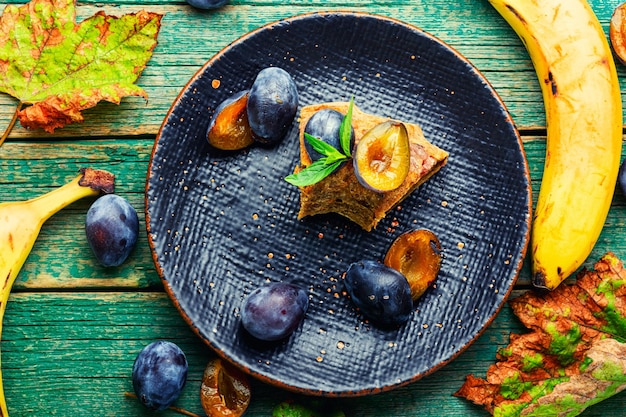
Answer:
[
  {"left": 207, "top": 90, "right": 255, "bottom": 151},
  {"left": 385, "top": 229, "right": 442, "bottom": 300}
]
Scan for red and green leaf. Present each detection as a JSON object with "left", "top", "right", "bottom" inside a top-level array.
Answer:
[
  {"left": 0, "top": 0, "right": 162, "bottom": 138},
  {"left": 455, "top": 252, "right": 626, "bottom": 416}
]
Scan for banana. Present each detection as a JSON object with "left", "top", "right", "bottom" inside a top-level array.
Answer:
[
  {"left": 0, "top": 168, "right": 114, "bottom": 416},
  {"left": 487, "top": 0, "right": 623, "bottom": 290}
]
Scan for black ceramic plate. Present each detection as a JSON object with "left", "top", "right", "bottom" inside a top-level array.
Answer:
[{"left": 146, "top": 12, "right": 531, "bottom": 396}]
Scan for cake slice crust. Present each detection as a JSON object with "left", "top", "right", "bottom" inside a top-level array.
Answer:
[{"left": 295, "top": 102, "right": 448, "bottom": 231}]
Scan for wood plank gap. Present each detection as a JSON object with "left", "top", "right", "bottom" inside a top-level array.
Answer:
[
  {"left": 517, "top": 127, "right": 546, "bottom": 136},
  {"left": 2, "top": 134, "right": 158, "bottom": 144}
]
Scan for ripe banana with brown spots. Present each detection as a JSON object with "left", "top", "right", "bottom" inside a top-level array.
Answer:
[
  {"left": 487, "top": 0, "right": 623, "bottom": 290},
  {"left": 0, "top": 168, "right": 114, "bottom": 416}
]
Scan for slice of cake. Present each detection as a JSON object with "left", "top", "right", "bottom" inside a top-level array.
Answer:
[{"left": 294, "top": 102, "right": 448, "bottom": 231}]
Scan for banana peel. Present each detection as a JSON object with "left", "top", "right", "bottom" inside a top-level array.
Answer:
[
  {"left": 487, "top": 0, "right": 623, "bottom": 290},
  {"left": 0, "top": 168, "right": 114, "bottom": 416}
]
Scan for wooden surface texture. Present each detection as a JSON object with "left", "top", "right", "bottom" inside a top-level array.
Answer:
[{"left": 1, "top": 0, "right": 626, "bottom": 415}]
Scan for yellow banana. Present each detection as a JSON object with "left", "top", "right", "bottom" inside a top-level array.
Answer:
[
  {"left": 0, "top": 168, "right": 114, "bottom": 416},
  {"left": 487, "top": 0, "right": 623, "bottom": 290}
]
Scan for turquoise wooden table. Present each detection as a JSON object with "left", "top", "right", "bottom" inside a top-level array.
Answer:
[{"left": 1, "top": 0, "right": 626, "bottom": 415}]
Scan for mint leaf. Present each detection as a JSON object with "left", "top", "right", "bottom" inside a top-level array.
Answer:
[
  {"left": 286, "top": 98, "right": 356, "bottom": 187},
  {"left": 324, "top": 152, "right": 348, "bottom": 165},
  {"left": 285, "top": 158, "right": 344, "bottom": 187},
  {"left": 339, "top": 96, "right": 354, "bottom": 156},
  {"left": 304, "top": 133, "right": 346, "bottom": 160}
]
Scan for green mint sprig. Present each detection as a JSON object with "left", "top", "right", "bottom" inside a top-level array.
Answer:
[
  {"left": 285, "top": 97, "right": 354, "bottom": 187},
  {"left": 339, "top": 96, "right": 354, "bottom": 156}
]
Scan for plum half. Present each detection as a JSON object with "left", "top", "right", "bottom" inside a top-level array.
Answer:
[
  {"left": 200, "top": 357, "right": 251, "bottom": 417},
  {"left": 353, "top": 120, "right": 410, "bottom": 192},
  {"left": 384, "top": 229, "right": 442, "bottom": 301},
  {"left": 207, "top": 90, "right": 255, "bottom": 151}
]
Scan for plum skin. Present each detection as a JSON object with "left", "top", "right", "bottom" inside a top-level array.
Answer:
[
  {"left": 618, "top": 158, "right": 626, "bottom": 197},
  {"left": 343, "top": 260, "right": 413, "bottom": 327},
  {"left": 247, "top": 67, "right": 299, "bottom": 145},
  {"left": 186, "top": 0, "right": 229, "bottom": 10},
  {"left": 304, "top": 108, "right": 355, "bottom": 161},
  {"left": 85, "top": 194, "right": 139, "bottom": 267},
  {"left": 132, "top": 341, "right": 188, "bottom": 411},
  {"left": 240, "top": 282, "right": 309, "bottom": 341}
]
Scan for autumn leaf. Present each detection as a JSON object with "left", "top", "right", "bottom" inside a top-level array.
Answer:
[
  {"left": 455, "top": 252, "right": 626, "bottom": 417},
  {"left": 0, "top": 0, "right": 162, "bottom": 142}
]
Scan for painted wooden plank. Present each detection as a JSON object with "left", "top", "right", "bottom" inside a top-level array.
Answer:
[
  {"left": 2, "top": 137, "right": 626, "bottom": 290},
  {"left": 1, "top": 291, "right": 624, "bottom": 416},
  {"left": 0, "top": 1, "right": 625, "bottom": 415},
  {"left": 0, "top": 0, "right": 622, "bottom": 140}
]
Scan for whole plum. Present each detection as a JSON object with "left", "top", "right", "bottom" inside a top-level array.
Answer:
[
  {"left": 304, "top": 108, "right": 355, "bottom": 161},
  {"left": 241, "top": 282, "right": 308, "bottom": 341},
  {"left": 247, "top": 67, "right": 298, "bottom": 145},
  {"left": 186, "top": 0, "right": 229, "bottom": 9},
  {"left": 343, "top": 260, "right": 413, "bottom": 327},
  {"left": 132, "top": 341, "right": 188, "bottom": 411},
  {"left": 85, "top": 194, "right": 139, "bottom": 267}
]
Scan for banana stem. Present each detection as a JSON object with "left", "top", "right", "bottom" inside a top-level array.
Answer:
[
  {"left": 19, "top": 173, "right": 104, "bottom": 224},
  {"left": 21, "top": 168, "right": 115, "bottom": 223}
]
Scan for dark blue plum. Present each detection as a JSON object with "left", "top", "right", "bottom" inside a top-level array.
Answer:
[
  {"left": 619, "top": 158, "right": 626, "bottom": 198},
  {"left": 304, "top": 108, "right": 355, "bottom": 161},
  {"left": 85, "top": 194, "right": 139, "bottom": 267},
  {"left": 186, "top": 0, "right": 228, "bottom": 9},
  {"left": 241, "top": 282, "right": 308, "bottom": 341},
  {"left": 132, "top": 341, "right": 188, "bottom": 411},
  {"left": 247, "top": 67, "right": 298, "bottom": 145},
  {"left": 343, "top": 260, "right": 413, "bottom": 327}
]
